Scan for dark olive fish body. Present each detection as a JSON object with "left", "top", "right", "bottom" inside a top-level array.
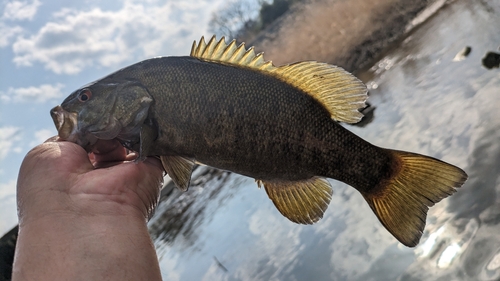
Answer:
[
  {"left": 51, "top": 36, "right": 467, "bottom": 247},
  {"left": 103, "top": 57, "right": 390, "bottom": 192}
]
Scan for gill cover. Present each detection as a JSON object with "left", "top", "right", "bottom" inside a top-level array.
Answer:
[{"left": 53, "top": 80, "right": 153, "bottom": 151}]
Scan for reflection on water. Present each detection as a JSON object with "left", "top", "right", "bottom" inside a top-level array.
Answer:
[
  {"left": 149, "top": 167, "right": 235, "bottom": 249},
  {"left": 415, "top": 218, "right": 479, "bottom": 268},
  {"left": 149, "top": 0, "right": 500, "bottom": 280}
]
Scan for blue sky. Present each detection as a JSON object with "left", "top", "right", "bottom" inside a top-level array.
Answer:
[{"left": 0, "top": 0, "right": 259, "bottom": 234}]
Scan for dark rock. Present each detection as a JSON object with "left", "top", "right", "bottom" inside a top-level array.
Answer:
[
  {"left": 482, "top": 51, "right": 500, "bottom": 69},
  {"left": 453, "top": 46, "right": 472, "bottom": 61}
]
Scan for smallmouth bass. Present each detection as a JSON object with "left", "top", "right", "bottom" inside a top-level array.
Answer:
[{"left": 50, "top": 36, "right": 467, "bottom": 247}]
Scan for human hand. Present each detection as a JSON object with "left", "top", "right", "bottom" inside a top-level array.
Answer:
[
  {"left": 13, "top": 138, "right": 164, "bottom": 281},
  {"left": 17, "top": 138, "right": 164, "bottom": 224}
]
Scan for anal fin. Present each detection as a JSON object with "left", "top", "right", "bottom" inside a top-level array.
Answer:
[
  {"left": 258, "top": 177, "right": 333, "bottom": 224},
  {"left": 160, "top": 156, "right": 195, "bottom": 192}
]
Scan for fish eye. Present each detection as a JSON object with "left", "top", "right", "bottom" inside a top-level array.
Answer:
[{"left": 78, "top": 89, "right": 92, "bottom": 102}]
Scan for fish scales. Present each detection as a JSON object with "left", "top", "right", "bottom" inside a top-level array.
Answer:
[
  {"left": 109, "top": 56, "right": 392, "bottom": 189},
  {"left": 50, "top": 36, "right": 467, "bottom": 247}
]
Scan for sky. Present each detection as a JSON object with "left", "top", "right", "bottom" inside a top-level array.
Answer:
[{"left": 0, "top": 0, "right": 259, "bottom": 234}]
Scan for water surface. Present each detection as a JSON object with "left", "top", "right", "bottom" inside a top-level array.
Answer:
[{"left": 148, "top": 1, "right": 500, "bottom": 280}]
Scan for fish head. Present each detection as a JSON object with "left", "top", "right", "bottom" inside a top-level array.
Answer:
[{"left": 51, "top": 80, "right": 153, "bottom": 151}]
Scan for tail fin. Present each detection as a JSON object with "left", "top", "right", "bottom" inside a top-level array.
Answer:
[{"left": 362, "top": 150, "right": 467, "bottom": 247}]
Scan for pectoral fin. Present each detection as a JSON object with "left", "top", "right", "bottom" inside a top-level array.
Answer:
[
  {"left": 138, "top": 122, "right": 157, "bottom": 161},
  {"left": 160, "top": 156, "right": 195, "bottom": 192},
  {"left": 257, "top": 177, "right": 333, "bottom": 224}
]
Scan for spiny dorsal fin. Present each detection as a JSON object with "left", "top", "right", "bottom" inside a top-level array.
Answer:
[
  {"left": 257, "top": 177, "right": 333, "bottom": 224},
  {"left": 191, "top": 36, "right": 367, "bottom": 124},
  {"left": 190, "top": 35, "right": 275, "bottom": 72}
]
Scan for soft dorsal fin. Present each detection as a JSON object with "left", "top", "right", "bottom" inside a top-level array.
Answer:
[
  {"left": 190, "top": 36, "right": 368, "bottom": 124},
  {"left": 271, "top": 62, "right": 367, "bottom": 123}
]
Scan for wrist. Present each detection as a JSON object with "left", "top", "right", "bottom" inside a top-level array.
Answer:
[
  {"left": 19, "top": 191, "right": 147, "bottom": 228},
  {"left": 19, "top": 207, "right": 147, "bottom": 243},
  {"left": 13, "top": 203, "right": 160, "bottom": 281},
  {"left": 18, "top": 174, "right": 153, "bottom": 225}
]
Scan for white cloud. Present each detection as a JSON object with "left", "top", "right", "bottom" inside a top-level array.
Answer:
[
  {"left": 30, "top": 128, "right": 56, "bottom": 146},
  {"left": 228, "top": 208, "right": 303, "bottom": 280},
  {"left": 0, "top": 126, "right": 21, "bottom": 161},
  {"left": 1, "top": 83, "right": 64, "bottom": 103},
  {"left": 11, "top": 0, "right": 228, "bottom": 74},
  {"left": 2, "top": 0, "right": 42, "bottom": 21},
  {"left": 0, "top": 179, "right": 16, "bottom": 200},
  {"left": 0, "top": 22, "right": 23, "bottom": 47},
  {"left": 0, "top": 0, "right": 42, "bottom": 48}
]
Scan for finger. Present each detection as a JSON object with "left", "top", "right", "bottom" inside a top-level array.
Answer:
[
  {"left": 91, "top": 139, "right": 121, "bottom": 155},
  {"left": 124, "top": 152, "right": 138, "bottom": 162},
  {"left": 92, "top": 140, "right": 128, "bottom": 163},
  {"left": 143, "top": 156, "right": 165, "bottom": 177},
  {"left": 92, "top": 153, "right": 154, "bottom": 169},
  {"left": 42, "top": 137, "right": 94, "bottom": 169},
  {"left": 21, "top": 141, "right": 94, "bottom": 181},
  {"left": 89, "top": 152, "right": 96, "bottom": 165},
  {"left": 144, "top": 156, "right": 162, "bottom": 169},
  {"left": 92, "top": 160, "right": 126, "bottom": 169}
]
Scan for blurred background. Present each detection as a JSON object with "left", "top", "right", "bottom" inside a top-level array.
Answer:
[{"left": 1, "top": 0, "right": 500, "bottom": 280}]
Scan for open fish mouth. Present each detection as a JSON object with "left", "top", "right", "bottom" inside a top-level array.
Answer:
[
  {"left": 50, "top": 105, "right": 100, "bottom": 150},
  {"left": 50, "top": 105, "right": 78, "bottom": 140}
]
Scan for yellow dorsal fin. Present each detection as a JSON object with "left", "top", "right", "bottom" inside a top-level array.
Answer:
[
  {"left": 191, "top": 35, "right": 276, "bottom": 72},
  {"left": 270, "top": 62, "right": 367, "bottom": 123},
  {"left": 191, "top": 36, "right": 367, "bottom": 124},
  {"left": 257, "top": 177, "right": 333, "bottom": 224}
]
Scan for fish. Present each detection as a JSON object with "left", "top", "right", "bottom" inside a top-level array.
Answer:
[{"left": 50, "top": 36, "right": 467, "bottom": 247}]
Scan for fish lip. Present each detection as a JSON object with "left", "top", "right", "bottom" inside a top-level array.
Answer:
[
  {"left": 50, "top": 105, "right": 65, "bottom": 132},
  {"left": 50, "top": 105, "right": 79, "bottom": 140},
  {"left": 50, "top": 105, "right": 99, "bottom": 151}
]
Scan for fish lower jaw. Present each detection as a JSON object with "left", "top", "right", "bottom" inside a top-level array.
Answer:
[{"left": 64, "top": 132, "right": 99, "bottom": 151}]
